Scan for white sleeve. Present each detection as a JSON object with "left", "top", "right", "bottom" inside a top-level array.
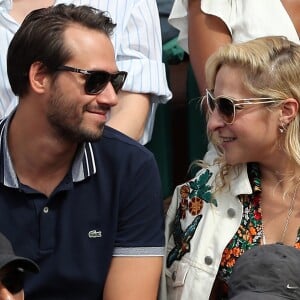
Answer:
[
  {"left": 115, "top": 0, "right": 172, "bottom": 145},
  {"left": 201, "top": 0, "right": 233, "bottom": 35},
  {"left": 168, "top": 0, "right": 234, "bottom": 53},
  {"left": 116, "top": 0, "right": 171, "bottom": 104},
  {"left": 168, "top": 0, "right": 189, "bottom": 53}
]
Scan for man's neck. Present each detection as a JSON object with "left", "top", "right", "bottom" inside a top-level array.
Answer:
[{"left": 7, "top": 111, "right": 78, "bottom": 197}]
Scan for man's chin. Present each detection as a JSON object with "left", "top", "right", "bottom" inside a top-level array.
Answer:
[
  {"left": 63, "top": 125, "right": 105, "bottom": 143},
  {"left": 82, "top": 127, "right": 104, "bottom": 142}
]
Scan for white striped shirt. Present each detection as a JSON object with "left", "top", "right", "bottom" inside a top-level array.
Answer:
[{"left": 0, "top": 0, "right": 172, "bottom": 144}]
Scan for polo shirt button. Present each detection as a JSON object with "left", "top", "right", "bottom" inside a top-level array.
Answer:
[
  {"left": 227, "top": 208, "right": 236, "bottom": 218},
  {"left": 172, "top": 271, "right": 177, "bottom": 281},
  {"left": 204, "top": 256, "right": 213, "bottom": 265},
  {"left": 43, "top": 207, "right": 49, "bottom": 214}
]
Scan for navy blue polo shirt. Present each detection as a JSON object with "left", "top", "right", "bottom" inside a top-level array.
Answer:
[{"left": 0, "top": 116, "right": 165, "bottom": 299}]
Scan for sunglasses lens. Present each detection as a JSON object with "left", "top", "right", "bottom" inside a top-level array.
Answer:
[
  {"left": 218, "top": 97, "right": 235, "bottom": 123},
  {"left": 206, "top": 90, "right": 235, "bottom": 124},
  {"left": 1, "top": 269, "right": 24, "bottom": 294},
  {"left": 85, "top": 72, "right": 126, "bottom": 95},
  {"left": 111, "top": 72, "right": 127, "bottom": 93},
  {"left": 85, "top": 72, "right": 110, "bottom": 95}
]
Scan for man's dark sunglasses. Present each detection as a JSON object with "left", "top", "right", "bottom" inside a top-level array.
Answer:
[
  {"left": 56, "top": 65, "right": 128, "bottom": 95},
  {"left": 1, "top": 267, "right": 25, "bottom": 294}
]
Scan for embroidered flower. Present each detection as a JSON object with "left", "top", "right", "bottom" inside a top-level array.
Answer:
[
  {"left": 188, "top": 197, "right": 203, "bottom": 215},
  {"left": 180, "top": 185, "right": 190, "bottom": 199}
]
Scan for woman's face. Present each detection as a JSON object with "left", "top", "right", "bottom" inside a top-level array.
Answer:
[{"left": 207, "top": 65, "right": 281, "bottom": 165}]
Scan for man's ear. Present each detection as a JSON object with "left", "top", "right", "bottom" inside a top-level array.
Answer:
[
  {"left": 279, "top": 98, "right": 299, "bottom": 125},
  {"left": 28, "top": 61, "right": 50, "bottom": 94}
]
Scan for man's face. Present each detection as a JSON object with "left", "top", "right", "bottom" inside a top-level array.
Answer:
[
  {"left": 46, "top": 24, "right": 119, "bottom": 143},
  {"left": 0, "top": 265, "right": 25, "bottom": 300}
]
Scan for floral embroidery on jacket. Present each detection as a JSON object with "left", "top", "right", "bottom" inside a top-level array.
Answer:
[{"left": 167, "top": 169, "right": 215, "bottom": 268}]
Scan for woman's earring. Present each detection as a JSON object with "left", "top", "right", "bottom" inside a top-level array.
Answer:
[
  {"left": 279, "top": 125, "right": 284, "bottom": 133},
  {"left": 279, "top": 122, "right": 288, "bottom": 133}
]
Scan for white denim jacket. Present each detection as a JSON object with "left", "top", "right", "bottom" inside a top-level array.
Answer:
[{"left": 159, "top": 164, "right": 253, "bottom": 300}]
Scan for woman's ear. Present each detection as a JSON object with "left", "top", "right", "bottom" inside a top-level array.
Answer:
[
  {"left": 28, "top": 61, "right": 50, "bottom": 94},
  {"left": 279, "top": 98, "right": 299, "bottom": 126}
]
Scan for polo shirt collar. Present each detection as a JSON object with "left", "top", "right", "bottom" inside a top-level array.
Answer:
[{"left": 0, "top": 114, "right": 96, "bottom": 188}]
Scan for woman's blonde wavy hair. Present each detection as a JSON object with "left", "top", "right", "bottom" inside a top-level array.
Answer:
[{"left": 200, "top": 36, "right": 300, "bottom": 189}]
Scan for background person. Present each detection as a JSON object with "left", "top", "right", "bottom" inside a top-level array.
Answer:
[
  {"left": 169, "top": 0, "right": 300, "bottom": 95},
  {"left": 160, "top": 36, "right": 300, "bottom": 299},
  {"left": 0, "top": 4, "right": 165, "bottom": 299},
  {"left": 0, "top": 232, "right": 39, "bottom": 300}
]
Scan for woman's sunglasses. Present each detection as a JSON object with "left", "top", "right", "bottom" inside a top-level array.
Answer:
[
  {"left": 205, "top": 89, "right": 281, "bottom": 124},
  {"left": 1, "top": 267, "right": 25, "bottom": 294},
  {"left": 56, "top": 65, "right": 128, "bottom": 95}
]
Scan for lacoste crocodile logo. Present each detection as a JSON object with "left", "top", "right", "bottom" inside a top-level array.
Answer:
[{"left": 88, "top": 230, "right": 102, "bottom": 238}]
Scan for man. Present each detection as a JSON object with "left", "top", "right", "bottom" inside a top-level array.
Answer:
[
  {"left": 0, "top": 232, "right": 39, "bottom": 300},
  {"left": 0, "top": 0, "right": 172, "bottom": 145},
  {"left": 0, "top": 4, "right": 164, "bottom": 299}
]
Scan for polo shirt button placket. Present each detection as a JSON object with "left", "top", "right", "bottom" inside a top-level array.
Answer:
[{"left": 40, "top": 205, "right": 55, "bottom": 251}]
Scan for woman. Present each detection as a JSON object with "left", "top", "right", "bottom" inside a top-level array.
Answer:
[
  {"left": 160, "top": 36, "right": 300, "bottom": 299},
  {"left": 169, "top": 0, "right": 300, "bottom": 164}
]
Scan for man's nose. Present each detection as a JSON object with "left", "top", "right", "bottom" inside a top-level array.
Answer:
[{"left": 95, "top": 82, "right": 118, "bottom": 107}]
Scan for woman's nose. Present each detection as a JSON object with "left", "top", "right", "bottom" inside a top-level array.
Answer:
[{"left": 207, "top": 108, "right": 226, "bottom": 132}]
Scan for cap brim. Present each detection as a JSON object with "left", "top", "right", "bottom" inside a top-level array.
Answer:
[
  {"left": 0, "top": 255, "right": 39, "bottom": 273},
  {"left": 230, "top": 291, "right": 288, "bottom": 300}
]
